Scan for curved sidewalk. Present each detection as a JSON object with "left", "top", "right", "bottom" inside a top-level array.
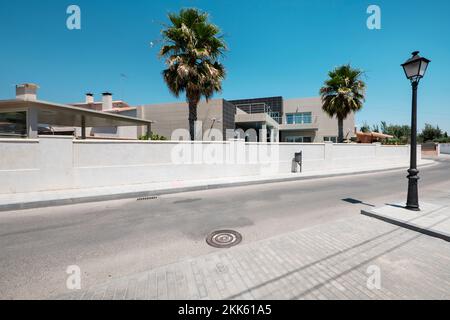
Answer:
[{"left": 57, "top": 210, "right": 450, "bottom": 300}]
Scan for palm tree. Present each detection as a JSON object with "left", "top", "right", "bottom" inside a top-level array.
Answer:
[
  {"left": 319, "top": 64, "right": 366, "bottom": 143},
  {"left": 159, "top": 8, "right": 227, "bottom": 140}
]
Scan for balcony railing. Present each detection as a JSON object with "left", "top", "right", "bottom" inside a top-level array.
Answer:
[
  {"left": 235, "top": 103, "right": 282, "bottom": 124},
  {"left": 270, "top": 116, "right": 282, "bottom": 123},
  {"left": 235, "top": 102, "right": 270, "bottom": 114}
]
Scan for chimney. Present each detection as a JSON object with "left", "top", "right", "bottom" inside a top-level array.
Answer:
[
  {"left": 16, "top": 83, "right": 39, "bottom": 101},
  {"left": 102, "top": 92, "right": 113, "bottom": 111},
  {"left": 85, "top": 93, "right": 94, "bottom": 104}
]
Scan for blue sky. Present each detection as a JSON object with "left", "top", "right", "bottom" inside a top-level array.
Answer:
[{"left": 1, "top": 0, "right": 449, "bottom": 132}]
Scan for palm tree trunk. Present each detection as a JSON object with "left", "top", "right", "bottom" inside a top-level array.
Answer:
[
  {"left": 188, "top": 100, "right": 198, "bottom": 141},
  {"left": 338, "top": 117, "right": 344, "bottom": 143}
]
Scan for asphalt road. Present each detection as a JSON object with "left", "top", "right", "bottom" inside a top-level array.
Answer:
[{"left": 1, "top": 158, "right": 450, "bottom": 299}]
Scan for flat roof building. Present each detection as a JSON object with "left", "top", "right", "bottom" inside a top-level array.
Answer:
[
  {"left": 137, "top": 99, "right": 237, "bottom": 140},
  {"left": 138, "top": 96, "right": 355, "bottom": 143},
  {"left": 69, "top": 92, "right": 144, "bottom": 139},
  {"left": 280, "top": 97, "right": 355, "bottom": 143},
  {"left": 0, "top": 84, "right": 152, "bottom": 140}
]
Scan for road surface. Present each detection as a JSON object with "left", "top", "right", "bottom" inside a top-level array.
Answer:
[{"left": 1, "top": 158, "right": 449, "bottom": 299}]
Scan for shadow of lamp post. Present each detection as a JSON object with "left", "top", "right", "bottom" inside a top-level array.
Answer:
[{"left": 401, "top": 51, "right": 431, "bottom": 211}]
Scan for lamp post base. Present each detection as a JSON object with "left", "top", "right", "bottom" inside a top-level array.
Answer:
[
  {"left": 406, "top": 168, "right": 420, "bottom": 211},
  {"left": 405, "top": 205, "right": 421, "bottom": 211}
]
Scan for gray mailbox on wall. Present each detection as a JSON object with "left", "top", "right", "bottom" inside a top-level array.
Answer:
[{"left": 292, "top": 151, "right": 303, "bottom": 173}]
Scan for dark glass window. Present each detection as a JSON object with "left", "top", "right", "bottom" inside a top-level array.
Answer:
[
  {"left": 324, "top": 136, "right": 337, "bottom": 143},
  {"left": 286, "top": 136, "right": 313, "bottom": 143},
  {"left": 0, "top": 111, "right": 27, "bottom": 136},
  {"left": 286, "top": 114, "right": 294, "bottom": 124}
]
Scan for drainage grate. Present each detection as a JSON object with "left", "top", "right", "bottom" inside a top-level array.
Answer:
[
  {"left": 137, "top": 196, "right": 158, "bottom": 201},
  {"left": 206, "top": 230, "right": 242, "bottom": 248}
]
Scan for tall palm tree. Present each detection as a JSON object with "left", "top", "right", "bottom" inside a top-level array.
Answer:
[
  {"left": 159, "top": 8, "right": 227, "bottom": 140},
  {"left": 319, "top": 64, "right": 366, "bottom": 143}
]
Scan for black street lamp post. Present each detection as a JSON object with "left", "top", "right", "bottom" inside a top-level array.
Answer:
[{"left": 401, "top": 51, "right": 430, "bottom": 211}]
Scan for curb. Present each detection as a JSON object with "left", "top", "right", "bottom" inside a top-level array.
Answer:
[
  {"left": 361, "top": 208, "right": 450, "bottom": 243},
  {"left": 0, "top": 161, "right": 437, "bottom": 212}
]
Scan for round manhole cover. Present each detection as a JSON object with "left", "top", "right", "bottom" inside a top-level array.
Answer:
[{"left": 206, "top": 230, "right": 242, "bottom": 248}]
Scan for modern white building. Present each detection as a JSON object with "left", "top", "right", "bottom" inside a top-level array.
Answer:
[{"left": 141, "top": 96, "right": 356, "bottom": 142}]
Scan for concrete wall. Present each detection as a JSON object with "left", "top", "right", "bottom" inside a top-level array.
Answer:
[
  {"left": 440, "top": 144, "right": 450, "bottom": 154},
  {"left": 0, "top": 137, "right": 420, "bottom": 194},
  {"left": 0, "top": 137, "right": 74, "bottom": 193},
  {"left": 222, "top": 100, "right": 237, "bottom": 137},
  {"left": 282, "top": 97, "right": 355, "bottom": 142}
]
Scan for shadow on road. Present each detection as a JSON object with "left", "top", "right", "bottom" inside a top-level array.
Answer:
[{"left": 342, "top": 198, "right": 375, "bottom": 207}]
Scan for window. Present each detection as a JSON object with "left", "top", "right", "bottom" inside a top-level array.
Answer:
[
  {"left": 268, "top": 112, "right": 281, "bottom": 123},
  {"left": 324, "top": 136, "right": 337, "bottom": 143},
  {"left": 286, "top": 136, "right": 312, "bottom": 143},
  {"left": 286, "top": 112, "right": 312, "bottom": 124},
  {"left": 0, "top": 111, "right": 27, "bottom": 137}
]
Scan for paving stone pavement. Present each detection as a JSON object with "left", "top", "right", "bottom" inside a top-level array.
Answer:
[{"left": 58, "top": 215, "right": 450, "bottom": 300}]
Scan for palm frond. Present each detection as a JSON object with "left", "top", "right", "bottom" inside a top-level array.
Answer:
[
  {"left": 319, "top": 64, "right": 366, "bottom": 120},
  {"left": 159, "top": 8, "right": 227, "bottom": 105}
]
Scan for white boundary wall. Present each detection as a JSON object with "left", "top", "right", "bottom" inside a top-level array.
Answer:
[
  {"left": 0, "top": 137, "right": 420, "bottom": 194},
  {"left": 440, "top": 144, "right": 450, "bottom": 154}
]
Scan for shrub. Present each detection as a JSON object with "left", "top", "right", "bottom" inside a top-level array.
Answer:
[
  {"left": 383, "top": 138, "right": 402, "bottom": 145},
  {"left": 139, "top": 133, "right": 167, "bottom": 141}
]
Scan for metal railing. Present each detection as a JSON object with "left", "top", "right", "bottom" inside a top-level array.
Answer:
[
  {"left": 235, "top": 102, "right": 271, "bottom": 114},
  {"left": 235, "top": 103, "right": 283, "bottom": 124}
]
